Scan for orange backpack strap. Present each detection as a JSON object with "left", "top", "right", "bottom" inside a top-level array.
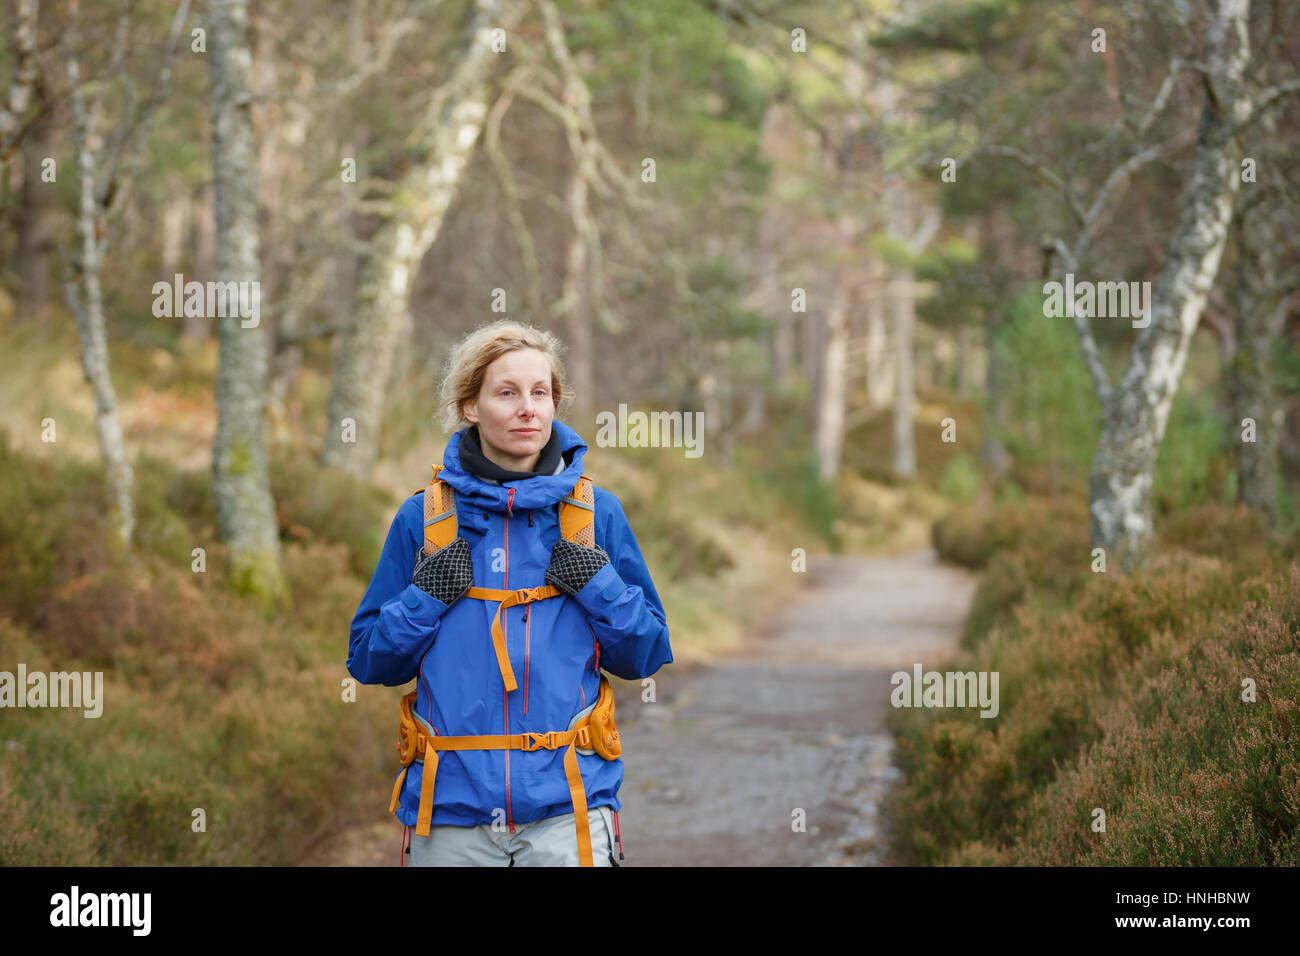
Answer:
[
  {"left": 559, "top": 474, "right": 596, "bottom": 547},
  {"left": 423, "top": 464, "right": 458, "bottom": 557},
  {"left": 424, "top": 468, "right": 596, "bottom": 553}
]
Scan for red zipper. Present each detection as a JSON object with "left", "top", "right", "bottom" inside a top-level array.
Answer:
[{"left": 502, "top": 507, "right": 515, "bottom": 834}]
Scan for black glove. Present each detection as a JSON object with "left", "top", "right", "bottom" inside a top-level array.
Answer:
[
  {"left": 545, "top": 538, "right": 611, "bottom": 597},
  {"left": 411, "top": 536, "right": 474, "bottom": 606}
]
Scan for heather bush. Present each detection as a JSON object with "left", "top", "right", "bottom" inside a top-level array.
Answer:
[{"left": 893, "top": 497, "right": 1298, "bottom": 865}]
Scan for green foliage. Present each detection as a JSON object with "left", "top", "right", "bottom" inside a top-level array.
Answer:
[
  {"left": 995, "top": 479, "right": 1026, "bottom": 504},
  {"left": 738, "top": 409, "right": 841, "bottom": 547},
  {"left": 988, "top": 286, "right": 1100, "bottom": 477},
  {"left": 1153, "top": 388, "right": 1232, "bottom": 516},
  {"left": 872, "top": 0, "right": 1031, "bottom": 52},
  {"left": 937, "top": 454, "right": 981, "bottom": 503},
  {"left": 133, "top": 453, "right": 208, "bottom": 571},
  {"left": 867, "top": 231, "right": 920, "bottom": 269}
]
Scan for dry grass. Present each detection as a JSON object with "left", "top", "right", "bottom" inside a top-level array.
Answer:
[{"left": 889, "top": 497, "right": 1299, "bottom": 865}]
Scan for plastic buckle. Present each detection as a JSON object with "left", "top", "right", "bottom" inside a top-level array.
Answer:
[
  {"left": 513, "top": 588, "right": 535, "bottom": 604},
  {"left": 521, "top": 732, "right": 556, "bottom": 751},
  {"left": 576, "top": 726, "right": 591, "bottom": 748}
]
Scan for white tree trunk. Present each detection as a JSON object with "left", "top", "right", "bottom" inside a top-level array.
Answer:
[
  {"left": 815, "top": 275, "right": 850, "bottom": 483},
  {"left": 864, "top": 252, "right": 894, "bottom": 411},
  {"left": 62, "top": 9, "right": 135, "bottom": 547},
  {"left": 891, "top": 273, "right": 917, "bottom": 480},
  {"left": 1088, "top": 0, "right": 1255, "bottom": 571},
  {"left": 160, "top": 182, "right": 188, "bottom": 280},
  {"left": 0, "top": 0, "right": 39, "bottom": 160},
  {"left": 209, "top": 0, "right": 287, "bottom": 602},
  {"left": 979, "top": 312, "right": 1011, "bottom": 480}
]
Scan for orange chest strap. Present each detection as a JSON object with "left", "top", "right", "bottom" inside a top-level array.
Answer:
[
  {"left": 467, "top": 585, "right": 561, "bottom": 693},
  {"left": 420, "top": 463, "right": 597, "bottom": 692}
]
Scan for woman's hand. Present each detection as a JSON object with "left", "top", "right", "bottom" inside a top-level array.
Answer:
[
  {"left": 545, "top": 539, "right": 611, "bottom": 597},
  {"left": 411, "top": 536, "right": 475, "bottom": 607}
]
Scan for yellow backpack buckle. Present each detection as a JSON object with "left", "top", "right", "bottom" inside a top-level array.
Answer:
[{"left": 521, "top": 731, "right": 559, "bottom": 751}]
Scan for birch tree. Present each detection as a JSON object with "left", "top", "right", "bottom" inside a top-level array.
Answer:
[
  {"left": 208, "top": 0, "right": 286, "bottom": 603},
  {"left": 59, "top": 0, "right": 190, "bottom": 547},
  {"left": 320, "top": 0, "right": 528, "bottom": 477},
  {"left": 0, "top": 0, "right": 41, "bottom": 164},
  {"left": 1079, "top": 0, "right": 1265, "bottom": 571},
  {"left": 972, "top": 1, "right": 1294, "bottom": 570},
  {"left": 815, "top": 271, "right": 851, "bottom": 482}
]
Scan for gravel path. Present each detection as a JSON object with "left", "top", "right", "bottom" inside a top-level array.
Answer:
[{"left": 609, "top": 548, "right": 976, "bottom": 866}]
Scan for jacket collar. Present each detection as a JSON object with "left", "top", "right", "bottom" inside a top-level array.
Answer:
[
  {"left": 440, "top": 419, "right": 587, "bottom": 513},
  {"left": 459, "top": 423, "right": 566, "bottom": 483}
]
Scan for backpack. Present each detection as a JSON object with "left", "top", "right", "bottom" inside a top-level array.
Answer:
[{"left": 389, "top": 463, "right": 623, "bottom": 865}]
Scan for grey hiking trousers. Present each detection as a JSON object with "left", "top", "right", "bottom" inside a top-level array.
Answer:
[{"left": 405, "top": 805, "right": 620, "bottom": 867}]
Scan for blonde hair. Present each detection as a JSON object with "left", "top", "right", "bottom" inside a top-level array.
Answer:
[{"left": 436, "top": 319, "right": 572, "bottom": 433}]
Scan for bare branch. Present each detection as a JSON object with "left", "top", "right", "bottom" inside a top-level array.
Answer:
[
  {"left": 1233, "top": 75, "right": 1300, "bottom": 136},
  {"left": 1089, "top": 55, "right": 1200, "bottom": 156},
  {"left": 1198, "top": 301, "right": 1236, "bottom": 362},
  {"left": 907, "top": 206, "right": 940, "bottom": 253},
  {"left": 1042, "top": 235, "right": 1113, "bottom": 405},
  {"left": 484, "top": 72, "right": 543, "bottom": 317},
  {"left": 1076, "top": 127, "right": 1197, "bottom": 263},
  {"left": 98, "top": 0, "right": 193, "bottom": 217},
  {"left": 984, "top": 144, "right": 1087, "bottom": 227},
  {"left": 706, "top": 0, "right": 870, "bottom": 62}
]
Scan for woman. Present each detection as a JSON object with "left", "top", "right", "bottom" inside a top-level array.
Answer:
[{"left": 347, "top": 320, "right": 673, "bottom": 866}]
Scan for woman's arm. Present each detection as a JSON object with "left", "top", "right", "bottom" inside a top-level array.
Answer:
[
  {"left": 570, "top": 490, "right": 673, "bottom": 681},
  {"left": 346, "top": 496, "right": 451, "bottom": 686}
]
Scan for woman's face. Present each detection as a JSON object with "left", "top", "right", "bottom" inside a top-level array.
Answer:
[{"left": 463, "top": 348, "right": 555, "bottom": 472}]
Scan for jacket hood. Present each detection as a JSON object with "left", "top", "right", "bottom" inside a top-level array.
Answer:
[
  {"left": 439, "top": 419, "right": 588, "bottom": 513},
  {"left": 459, "top": 423, "right": 566, "bottom": 483}
]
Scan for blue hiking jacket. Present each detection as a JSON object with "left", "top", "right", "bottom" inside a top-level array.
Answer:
[{"left": 347, "top": 419, "right": 673, "bottom": 829}]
